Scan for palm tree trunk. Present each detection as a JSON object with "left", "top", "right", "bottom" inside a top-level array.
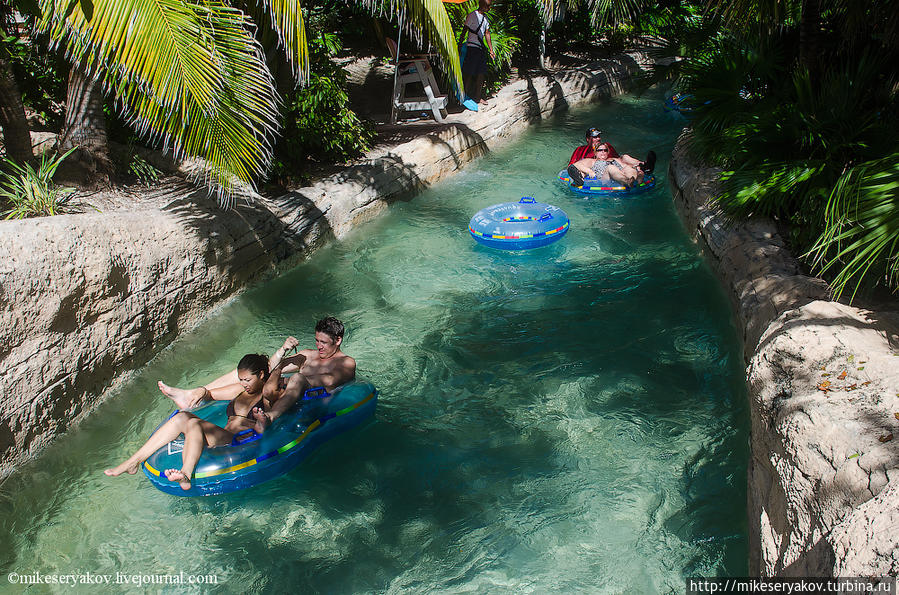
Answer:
[
  {"left": 57, "top": 63, "right": 114, "bottom": 185},
  {"left": 0, "top": 54, "right": 34, "bottom": 164},
  {"left": 799, "top": 0, "right": 821, "bottom": 76}
]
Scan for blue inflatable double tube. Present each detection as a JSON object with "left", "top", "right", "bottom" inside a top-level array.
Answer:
[
  {"left": 558, "top": 170, "right": 656, "bottom": 196},
  {"left": 143, "top": 379, "right": 378, "bottom": 496},
  {"left": 469, "top": 197, "right": 570, "bottom": 250}
]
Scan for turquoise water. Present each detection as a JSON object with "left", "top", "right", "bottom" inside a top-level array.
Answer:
[{"left": 0, "top": 95, "right": 748, "bottom": 593}]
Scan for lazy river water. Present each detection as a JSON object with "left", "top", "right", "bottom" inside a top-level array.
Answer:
[{"left": 0, "top": 94, "right": 748, "bottom": 593}]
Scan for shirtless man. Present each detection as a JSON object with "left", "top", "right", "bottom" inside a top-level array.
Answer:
[
  {"left": 158, "top": 317, "right": 356, "bottom": 432},
  {"left": 252, "top": 316, "right": 356, "bottom": 432}
]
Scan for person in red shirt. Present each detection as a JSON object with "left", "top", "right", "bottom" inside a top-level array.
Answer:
[
  {"left": 566, "top": 127, "right": 656, "bottom": 186},
  {"left": 568, "top": 127, "right": 620, "bottom": 164}
]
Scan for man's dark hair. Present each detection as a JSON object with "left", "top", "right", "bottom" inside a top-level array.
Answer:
[
  {"left": 237, "top": 353, "right": 269, "bottom": 376},
  {"left": 315, "top": 317, "right": 345, "bottom": 340}
]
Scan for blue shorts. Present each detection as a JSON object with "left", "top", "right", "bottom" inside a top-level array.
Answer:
[{"left": 462, "top": 44, "right": 488, "bottom": 76}]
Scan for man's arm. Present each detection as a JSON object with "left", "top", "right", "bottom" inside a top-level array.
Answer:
[
  {"left": 279, "top": 349, "right": 315, "bottom": 374},
  {"left": 324, "top": 356, "right": 357, "bottom": 390},
  {"left": 569, "top": 146, "right": 588, "bottom": 164},
  {"left": 268, "top": 336, "right": 299, "bottom": 370}
]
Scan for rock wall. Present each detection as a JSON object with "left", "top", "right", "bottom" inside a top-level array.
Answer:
[
  {"left": 668, "top": 134, "right": 899, "bottom": 576},
  {"left": 0, "top": 52, "right": 650, "bottom": 479}
]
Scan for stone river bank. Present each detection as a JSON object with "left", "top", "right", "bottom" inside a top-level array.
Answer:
[
  {"left": 0, "top": 52, "right": 650, "bottom": 480},
  {"left": 4, "top": 51, "right": 895, "bottom": 576},
  {"left": 669, "top": 135, "right": 899, "bottom": 576}
]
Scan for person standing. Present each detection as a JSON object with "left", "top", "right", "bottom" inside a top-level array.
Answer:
[{"left": 462, "top": 0, "right": 496, "bottom": 106}]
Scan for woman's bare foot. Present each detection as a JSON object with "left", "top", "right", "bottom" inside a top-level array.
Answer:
[
  {"left": 158, "top": 381, "right": 206, "bottom": 410},
  {"left": 164, "top": 468, "right": 192, "bottom": 490},
  {"left": 104, "top": 460, "right": 140, "bottom": 476},
  {"left": 252, "top": 407, "right": 271, "bottom": 434}
]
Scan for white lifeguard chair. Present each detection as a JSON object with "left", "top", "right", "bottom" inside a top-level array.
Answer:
[{"left": 387, "top": 38, "right": 448, "bottom": 124}]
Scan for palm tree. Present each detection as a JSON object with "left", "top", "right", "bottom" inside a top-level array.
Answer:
[
  {"left": 0, "top": 54, "right": 33, "bottom": 164},
  {"left": 0, "top": 2, "right": 34, "bottom": 164},
  {"left": 538, "top": 0, "right": 649, "bottom": 30},
  {"left": 27, "top": 0, "right": 462, "bottom": 201}
]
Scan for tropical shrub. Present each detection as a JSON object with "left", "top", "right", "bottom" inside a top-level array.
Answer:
[
  {"left": 110, "top": 145, "right": 162, "bottom": 187},
  {"left": 2, "top": 29, "right": 66, "bottom": 130},
  {"left": 269, "top": 32, "right": 375, "bottom": 184},
  {"left": 0, "top": 147, "right": 76, "bottom": 218},
  {"left": 678, "top": 24, "right": 899, "bottom": 300}
]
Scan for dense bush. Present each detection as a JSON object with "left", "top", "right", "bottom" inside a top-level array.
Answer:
[
  {"left": 2, "top": 29, "right": 66, "bottom": 130},
  {"left": 269, "top": 32, "right": 375, "bottom": 185},
  {"left": 669, "top": 1, "right": 899, "bottom": 300}
]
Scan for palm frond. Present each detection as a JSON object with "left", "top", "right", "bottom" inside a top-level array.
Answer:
[
  {"left": 705, "top": 0, "right": 801, "bottom": 32},
  {"left": 362, "top": 0, "right": 461, "bottom": 95},
  {"left": 37, "top": 0, "right": 280, "bottom": 201},
  {"left": 716, "top": 160, "right": 826, "bottom": 218},
  {"left": 587, "top": 0, "right": 642, "bottom": 28},
  {"left": 260, "top": 0, "right": 309, "bottom": 82},
  {"left": 807, "top": 154, "right": 899, "bottom": 301}
]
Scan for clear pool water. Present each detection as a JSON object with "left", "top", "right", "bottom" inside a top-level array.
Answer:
[{"left": 0, "top": 95, "right": 748, "bottom": 593}]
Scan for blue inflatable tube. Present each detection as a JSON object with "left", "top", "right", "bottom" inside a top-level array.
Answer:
[
  {"left": 142, "top": 379, "right": 378, "bottom": 496},
  {"left": 664, "top": 92, "right": 709, "bottom": 119},
  {"left": 558, "top": 169, "right": 656, "bottom": 196},
  {"left": 469, "top": 197, "right": 570, "bottom": 250},
  {"left": 664, "top": 92, "right": 694, "bottom": 112}
]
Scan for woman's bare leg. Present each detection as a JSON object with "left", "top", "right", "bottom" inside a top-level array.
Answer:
[
  {"left": 204, "top": 370, "right": 241, "bottom": 390},
  {"left": 607, "top": 165, "right": 634, "bottom": 186},
  {"left": 253, "top": 374, "right": 310, "bottom": 433},
  {"left": 617, "top": 153, "right": 641, "bottom": 168},
  {"left": 620, "top": 163, "right": 643, "bottom": 183},
  {"left": 158, "top": 382, "right": 244, "bottom": 409},
  {"left": 104, "top": 412, "right": 196, "bottom": 476},
  {"left": 164, "top": 418, "right": 232, "bottom": 490}
]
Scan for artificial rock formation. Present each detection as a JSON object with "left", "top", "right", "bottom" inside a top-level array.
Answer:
[
  {"left": 669, "top": 135, "right": 899, "bottom": 576},
  {"left": 0, "top": 52, "right": 650, "bottom": 479}
]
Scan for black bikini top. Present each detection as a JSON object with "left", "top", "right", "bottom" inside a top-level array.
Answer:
[{"left": 226, "top": 394, "right": 266, "bottom": 420}]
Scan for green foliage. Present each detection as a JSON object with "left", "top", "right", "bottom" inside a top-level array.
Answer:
[
  {"left": 809, "top": 154, "right": 899, "bottom": 301},
  {"left": 678, "top": 18, "right": 899, "bottom": 299},
  {"left": 0, "top": 148, "right": 76, "bottom": 218},
  {"left": 28, "top": 0, "right": 460, "bottom": 202},
  {"left": 109, "top": 142, "right": 162, "bottom": 187},
  {"left": 1, "top": 30, "right": 66, "bottom": 129},
  {"left": 269, "top": 33, "right": 375, "bottom": 183},
  {"left": 634, "top": 1, "right": 721, "bottom": 91}
]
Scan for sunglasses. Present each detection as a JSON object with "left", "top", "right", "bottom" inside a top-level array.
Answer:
[{"left": 596, "top": 148, "right": 609, "bottom": 152}]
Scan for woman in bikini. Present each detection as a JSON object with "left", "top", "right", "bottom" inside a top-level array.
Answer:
[
  {"left": 569, "top": 143, "right": 644, "bottom": 187},
  {"left": 104, "top": 338, "right": 305, "bottom": 490}
]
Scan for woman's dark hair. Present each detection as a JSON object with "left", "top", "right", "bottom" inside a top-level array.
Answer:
[
  {"left": 237, "top": 353, "right": 269, "bottom": 376},
  {"left": 315, "top": 317, "right": 345, "bottom": 340}
]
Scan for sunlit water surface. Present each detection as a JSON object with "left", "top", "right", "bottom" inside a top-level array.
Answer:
[{"left": 0, "top": 95, "right": 748, "bottom": 593}]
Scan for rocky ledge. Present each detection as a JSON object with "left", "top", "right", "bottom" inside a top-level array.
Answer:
[
  {"left": 0, "top": 52, "right": 651, "bottom": 479},
  {"left": 668, "top": 134, "right": 899, "bottom": 576}
]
